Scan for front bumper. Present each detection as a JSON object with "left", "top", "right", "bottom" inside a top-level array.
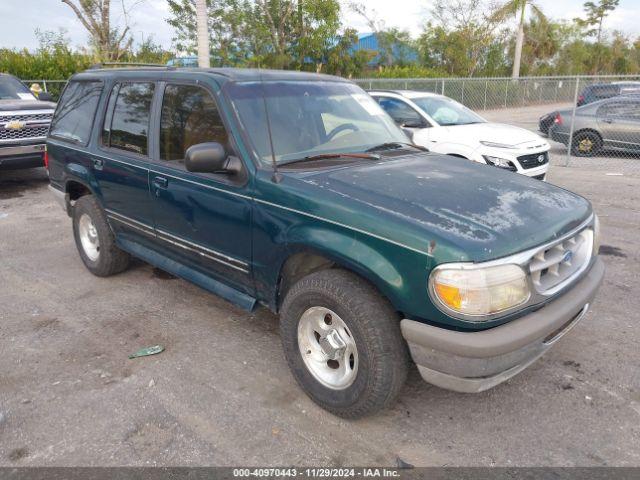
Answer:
[
  {"left": 0, "top": 143, "right": 46, "bottom": 170},
  {"left": 401, "top": 257, "right": 605, "bottom": 393}
]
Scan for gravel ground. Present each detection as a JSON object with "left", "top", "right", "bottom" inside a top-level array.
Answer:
[{"left": 0, "top": 122, "right": 639, "bottom": 467}]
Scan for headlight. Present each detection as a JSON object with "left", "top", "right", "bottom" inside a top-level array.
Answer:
[
  {"left": 593, "top": 214, "right": 601, "bottom": 255},
  {"left": 484, "top": 155, "right": 517, "bottom": 171},
  {"left": 429, "top": 264, "right": 530, "bottom": 319},
  {"left": 480, "top": 141, "right": 517, "bottom": 149}
]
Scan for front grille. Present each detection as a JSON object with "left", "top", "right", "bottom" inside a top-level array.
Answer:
[
  {"left": 0, "top": 125, "right": 49, "bottom": 141},
  {"left": 517, "top": 151, "right": 549, "bottom": 169},
  {"left": 0, "top": 112, "right": 53, "bottom": 122},
  {"left": 528, "top": 227, "right": 593, "bottom": 295}
]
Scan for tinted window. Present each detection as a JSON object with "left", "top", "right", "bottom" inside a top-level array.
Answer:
[
  {"left": 108, "top": 82, "right": 154, "bottom": 155},
  {"left": 375, "top": 97, "right": 423, "bottom": 126},
  {"left": 101, "top": 84, "right": 119, "bottom": 146},
  {"left": 160, "top": 84, "right": 228, "bottom": 161},
  {"left": 49, "top": 81, "right": 103, "bottom": 144}
]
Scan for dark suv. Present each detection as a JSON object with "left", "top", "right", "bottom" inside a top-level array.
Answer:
[
  {"left": 48, "top": 67, "right": 604, "bottom": 418},
  {"left": 0, "top": 73, "right": 56, "bottom": 170},
  {"left": 577, "top": 82, "right": 640, "bottom": 106}
]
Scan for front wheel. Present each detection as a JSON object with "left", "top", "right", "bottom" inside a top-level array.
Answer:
[{"left": 280, "top": 269, "right": 409, "bottom": 418}]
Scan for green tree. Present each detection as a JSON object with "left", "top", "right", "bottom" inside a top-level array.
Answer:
[
  {"left": 166, "top": 0, "right": 341, "bottom": 70},
  {"left": 295, "top": 0, "right": 341, "bottom": 72},
  {"left": 60, "top": 0, "right": 135, "bottom": 61},
  {"left": 507, "top": 16, "right": 560, "bottom": 76},
  {"left": 324, "top": 28, "right": 373, "bottom": 77},
  {"left": 575, "top": 0, "right": 620, "bottom": 44},
  {"left": 418, "top": 0, "right": 504, "bottom": 77},
  {"left": 493, "top": 0, "right": 546, "bottom": 78}
]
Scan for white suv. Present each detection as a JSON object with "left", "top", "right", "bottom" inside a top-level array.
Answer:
[{"left": 370, "top": 90, "right": 550, "bottom": 180}]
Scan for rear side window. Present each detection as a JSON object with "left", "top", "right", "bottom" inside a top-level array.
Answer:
[
  {"left": 105, "top": 82, "right": 154, "bottom": 156},
  {"left": 599, "top": 101, "right": 640, "bottom": 120},
  {"left": 159, "top": 84, "right": 228, "bottom": 162},
  {"left": 49, "top": 81, "right": 103, "bottom": 145}
]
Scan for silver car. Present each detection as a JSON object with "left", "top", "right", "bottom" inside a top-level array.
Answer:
[{"left": 549, "top": 95, "right": 640, "bottom": 156}]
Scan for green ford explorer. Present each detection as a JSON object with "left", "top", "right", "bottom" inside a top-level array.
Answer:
[{"left": 47, "top": 67, "right": 604, "bottom": 418}]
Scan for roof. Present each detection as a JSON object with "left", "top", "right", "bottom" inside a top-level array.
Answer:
[
  {"left": 72, "top": 67, "right": 349, "bottom": 84},
  {"left": 368, "top": 89, "right": 444, "bottom": 99}
]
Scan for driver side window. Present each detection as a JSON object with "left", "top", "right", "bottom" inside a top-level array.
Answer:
[
  {"left": 375, "top": 96, "right": 424, "bottom": 127},
  {"left": 160, "top": 84, "right": 228, "bottom": 162}
]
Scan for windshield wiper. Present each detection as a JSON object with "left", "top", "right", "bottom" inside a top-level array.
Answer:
[
  {"left": 280, "top": 152, "right": 381, "bottom": 166},
  {"left": 365, "top": 142, "right": 428, "bottom": 153}
]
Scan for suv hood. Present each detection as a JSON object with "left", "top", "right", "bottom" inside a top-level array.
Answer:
[
  {"left": 445, "top": 122, "right": 546, "bottom": 147},
  {"left": 285, "top": 153, "right": 591, "bottom": 263},
  {"left": 0, "top": 99, "right": 56, "bottom": 111}
]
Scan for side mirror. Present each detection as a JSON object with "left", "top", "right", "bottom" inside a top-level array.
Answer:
[
  {"left": 185, "top": 142, "right": 229, "bottom": 173},
  {"left": 401, "top": 119, "right": 427, "bottom": 129},
  {"left": 38, "top": 92, "right": 54, "bottom": 102}
]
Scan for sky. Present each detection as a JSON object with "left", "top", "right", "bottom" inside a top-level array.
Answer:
[{"left": 0, "top": 0, "right": 639, "bottom": 52}]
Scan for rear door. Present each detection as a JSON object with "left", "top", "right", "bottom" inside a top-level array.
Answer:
[
  {"left": 148, "top": 82, "right": 253, "bottom": 292},
  {"left": 47, "top": 80, "right": 103, "bottom": 188},
  {"left": 94, "top": 81, "right": 156, "bottom": 243},
  {"left": 597, "top": 100, "right": 640, "bottom": 151}
]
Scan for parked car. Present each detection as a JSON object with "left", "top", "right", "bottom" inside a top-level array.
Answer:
[
  {"left": 577, "top": 82, "right": 640, "bottom": 106},
  {"left": 370, "top": 90, "right": 550, "bottom": 180},
  {"left": 0, "top": 73, "right": 56, "bottom": 170},
  {"left": 48, "top": 68, "right": 604, "bottom": 418},
  {"left": 538, "top": 110, "right": 557, "bottom": 136},
  {"left": 549, "top": 96, "right": 640, "bottom": 156}
]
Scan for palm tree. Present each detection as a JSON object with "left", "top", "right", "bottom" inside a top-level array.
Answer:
[
  {"left": 195, "top": 0, "right": 210, "bottom": 68},
  {"left": 494, "top": 0, "right": 546, "bottom": 78}
]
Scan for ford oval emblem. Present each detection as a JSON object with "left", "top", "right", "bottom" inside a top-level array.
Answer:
[
  {"left": 562, "top": 250, "right": 573, "bottom": 263},
  {"left": 537, "top": 155, "right": 545, "bottom": 163}
]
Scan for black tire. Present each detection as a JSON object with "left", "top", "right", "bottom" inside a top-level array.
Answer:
[
  {"left": 571, "top": 131, "right": 602, "bottom": 157},
  {"left": 72, "top": 195, "right": 130, "bottom": 277},
  {"left": 280, "top": 269, "right": 409, "bottom": 419}
]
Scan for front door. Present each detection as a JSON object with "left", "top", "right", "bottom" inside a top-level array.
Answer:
[
  {"left": 148, "top": 82, "right": 253, "bottom": 292},
  {"left": 597, "top": 100, "right": 640, "bottom": 151}
]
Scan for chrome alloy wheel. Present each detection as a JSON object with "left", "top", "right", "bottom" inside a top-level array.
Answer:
[
  {"left": 297, "top": 307, "right": 358, "bottom": 390},
  {"left": 578, "top": 137, "right": 594, "bottom": 152},
  {"left": 78, "top": 213, "right": 100, "bottom": 261}
]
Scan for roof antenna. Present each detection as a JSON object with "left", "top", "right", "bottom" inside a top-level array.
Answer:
[{"left": 260, "top": 70, "right": 281, "bottom": 183}]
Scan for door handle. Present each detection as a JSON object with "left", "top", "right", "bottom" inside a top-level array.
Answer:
[
  {"left": 603, "top": 118, "right": 614, "bottom": 124},
  {"left": 153, "top": 176, "right": 168, "bottom": 189},
  {"left": 93, "top": 158, "right": 104, "bottom": 170}
]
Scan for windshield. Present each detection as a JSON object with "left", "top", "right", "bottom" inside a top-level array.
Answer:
[
  {"left": 225, "top": 81, "right": 409, "bottom": 164},
  {"left": 411, "top": 96, "right": 485, "bottom": 126},
  {"left": 0, "top": 76, "right": 35, "bottom": 101}
]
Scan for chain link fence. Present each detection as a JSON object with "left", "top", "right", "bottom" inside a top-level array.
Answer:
[
  {"left": 22, "top": 75, "right": 640, "bottom": 175},
  {"left": 355, "top": 75, "right": 640, "bottom": 175}
]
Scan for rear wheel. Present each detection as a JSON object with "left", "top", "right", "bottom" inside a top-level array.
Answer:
[
  {"left": 571, "top": 131, "right": 601, "bottom": 157},
  {"left": 280, "top": 269, "right": 409, "bottom": 418},
  {"left": 72, "top": 195, "right": 130, "bottom": 277}
]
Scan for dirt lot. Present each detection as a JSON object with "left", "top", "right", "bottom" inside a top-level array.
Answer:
[{"left": 1, "top": 127, "right": 639, "bottom": 466}]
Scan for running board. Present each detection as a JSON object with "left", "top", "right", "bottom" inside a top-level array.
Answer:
[{"left": 117, "top": 238, "right": 257, "bottom": 312}]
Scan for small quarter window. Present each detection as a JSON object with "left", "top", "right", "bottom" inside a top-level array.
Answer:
[
  {"left": 109, "top": 82, "right": 154, "bottom": 156},
  {"left": 49, "top": 81, "right": 103, "bottom": 145},
  {"left": 160, "top": 84, "right": 228, "bottom": 162}
]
